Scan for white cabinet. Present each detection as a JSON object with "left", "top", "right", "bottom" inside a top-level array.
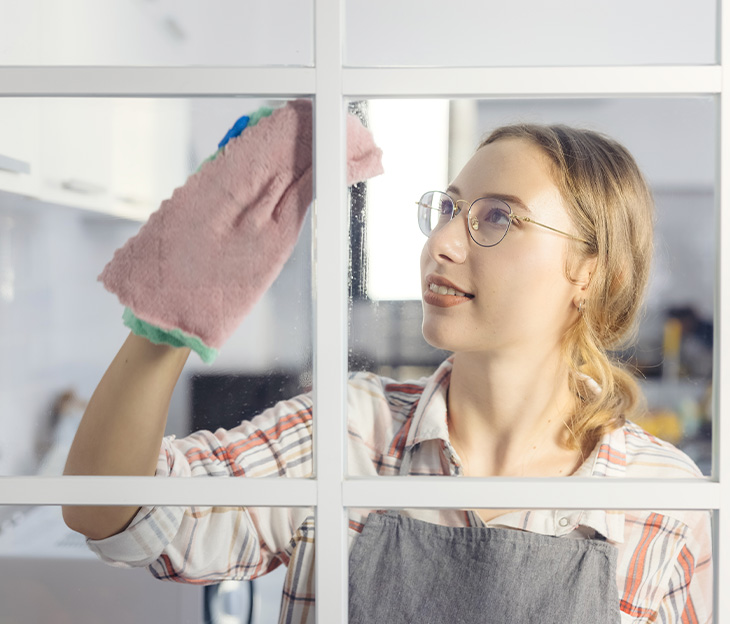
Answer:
[
  {"left": 0, "top": 0, "right": 190, "bottom": 220},
  {"left": 0, "top": 97, "right": 190, "bottom": 221},
  {"left": 110, "top": 99, "right": 190, "bottom": 215},
  {"left": 39, "top": 98, "right": 112, "bottom": 204},
  {"left": 0, "top": 98, "right": 40, "bottom": 198}
]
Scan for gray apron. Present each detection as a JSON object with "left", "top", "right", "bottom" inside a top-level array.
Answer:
[{"left": 348, "top": 447, "right": 621, "bottom": 623}]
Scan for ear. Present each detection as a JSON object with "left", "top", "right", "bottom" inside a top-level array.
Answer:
[{"left": 571, "top": 255, "right": 597, "bottom": 307}]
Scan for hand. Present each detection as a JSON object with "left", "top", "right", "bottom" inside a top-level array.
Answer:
[{"left": 99, "top": 100, "right": 383, "bottom": 362}]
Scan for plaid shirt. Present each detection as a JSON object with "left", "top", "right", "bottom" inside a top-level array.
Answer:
[{"left": 89, "top": 359, "right": 713, "bottom": 624}]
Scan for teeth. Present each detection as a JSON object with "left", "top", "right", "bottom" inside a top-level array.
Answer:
[{"left": 430, "top": 283, "right": 467, "bottom": 297}]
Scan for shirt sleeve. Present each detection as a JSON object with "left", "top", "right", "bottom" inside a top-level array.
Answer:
[
  {"left": 87, "top": 392, "right": 314, "bottom": 583},
  {"left": 656, "top": 510, "right": 713, "bottom": 624}
]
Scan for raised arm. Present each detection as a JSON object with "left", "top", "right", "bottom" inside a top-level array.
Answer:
[
  {"left": 62, "top": 333, "right": 190, "bottom": 539},
  {"left": 62, "top": 101, "right": 382, "bottom": 543}
]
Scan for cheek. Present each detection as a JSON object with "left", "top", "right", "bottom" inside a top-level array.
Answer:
[
  {"left": 419, "top": 243, "right": 430, "bottom": 278},
  {"left": 519, "top": 252, "right": 574, "bottom": 319},
  {"left": 475, "top": 245, "right": 568, "bottom": 308}
]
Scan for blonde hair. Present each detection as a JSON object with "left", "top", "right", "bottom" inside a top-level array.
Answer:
[{"left": 480, "top": 124, "right": 654, "bottom": 451}]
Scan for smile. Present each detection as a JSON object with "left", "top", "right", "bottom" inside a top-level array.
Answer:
[
  {"left": 429, "top": 283, "right": 470, "bottom": 297},
  {"left": 423, "top": 276, "right": 475, "bottom": 308}
]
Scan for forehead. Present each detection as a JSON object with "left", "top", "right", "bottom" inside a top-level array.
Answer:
[{"left": 452, "top": 138, "right": 562, "bottom": 210}]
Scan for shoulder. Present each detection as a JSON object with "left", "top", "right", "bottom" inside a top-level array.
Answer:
[
  {"left": 347, "top": 370, "right": 429, "bottom": 439},
  {"left": 620, "top": 419, "right": 704, "bottom": 479},
  {"left": 347, "top": 370, "right": 428, "bottom": 409},
  {"left": 613, "top": 422, "right": 712, "bottom": 547}
]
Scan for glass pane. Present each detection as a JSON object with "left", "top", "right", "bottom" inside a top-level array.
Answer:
[
  {"left": 0, "top": 97, "right": 313, "bottom": 476},
  {"left": 0, "top": 504, "right": 293, "bottom": 623},
  {"left": 348, "top": 97, "right": 715, "bottom": 476},
  {"left": 347, "top": 507, "right": 714, "bottom": 622},
  {"left": 0, "top": 0, "right": 313, "bottom": 67},
  {"left": 346, "top": 0, "right": 716, "bottom": 67}
]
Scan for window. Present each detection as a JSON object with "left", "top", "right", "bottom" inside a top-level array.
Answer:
[{"left": 0, "top": 0, "right": 725, "bottom": 622}]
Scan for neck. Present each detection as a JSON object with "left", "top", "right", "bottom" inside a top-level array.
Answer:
[{"left": 447, "top": 347, "right": 581, "bottom": 477}]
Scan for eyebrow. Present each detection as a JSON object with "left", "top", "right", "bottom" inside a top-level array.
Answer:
[{"left": 446, "top": 184, "right": 532, "bottom": 215}]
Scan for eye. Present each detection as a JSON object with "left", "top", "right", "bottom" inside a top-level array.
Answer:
[
  {"left": 475, "top": 200, "right": 511, "bottom": 229},
  {"left": 438, "top": 196, "right": 453, "bottom": 216},
  {"left": 485, "top": 207, "right": 510, "bottom": 225},
  {"left": 418, "top": 192, "right": 455, "bottom": 235},
  {"left": 431, "top": 195, "right": 454, "bottom": 227}
]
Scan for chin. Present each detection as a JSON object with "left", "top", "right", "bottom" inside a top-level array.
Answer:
[{"left": 421, "top": 320, "right": 459, "bottom": 353}]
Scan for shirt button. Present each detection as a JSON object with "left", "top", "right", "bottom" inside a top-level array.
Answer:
[{"left": 558, "top": 517, "right": 569, "bottom": 527}]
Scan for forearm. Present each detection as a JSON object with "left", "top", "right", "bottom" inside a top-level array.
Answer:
[{"left": 62, "top": 332, "right": 190, "bottom": 539}]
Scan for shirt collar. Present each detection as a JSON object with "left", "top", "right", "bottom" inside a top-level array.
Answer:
[{"left": 405, "top": 358, "right": 453, "bottom": 450}]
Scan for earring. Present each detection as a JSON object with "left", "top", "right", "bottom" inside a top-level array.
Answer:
[{"left": 578, "top": 299, "right": 585, "bottom": 314}]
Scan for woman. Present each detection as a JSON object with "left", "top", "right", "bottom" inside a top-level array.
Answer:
[{"left": 62, "top": 108, "right": 712, "bottom": 623}]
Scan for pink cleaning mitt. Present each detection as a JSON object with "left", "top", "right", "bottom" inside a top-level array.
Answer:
[{"left": 99, "top": 99, "right": 383, "bottom": 360}]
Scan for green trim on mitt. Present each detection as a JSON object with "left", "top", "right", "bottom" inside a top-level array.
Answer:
[
  {"left": 247, "top": 106, "right": 275, "bottom": 128},
  {"left": 122, "top": 307, "right": 219, "bottom": 364}
]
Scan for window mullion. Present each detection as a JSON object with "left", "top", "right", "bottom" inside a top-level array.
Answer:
[
  {"left": 341, "top": 66, "right": 721, "bottom": 97},
  {"left": 0, "top": 66, "right": 717, "bottom": 99},
  {"left": 342, "top": 478, "right": 719, "bottom": 511},
  {"left": 313, "top": 0, "right": 348, "bottom": 622},
  {"left": 0, "top": 477, "right": 317, "bottom": 506},
  {"left": 716, "top": 1, "right": 729, "bottom": 621},
  {"left": 0, "top": 66, "right": 316, "bottom": 96}
]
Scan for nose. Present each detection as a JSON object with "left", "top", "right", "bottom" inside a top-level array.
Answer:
[{"left": 425, "top": 206, "right": 469, "bottom": 264}]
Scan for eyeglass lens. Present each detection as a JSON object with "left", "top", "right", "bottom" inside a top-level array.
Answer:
[{"left": 418, "top": 191, "right": 512, "bottom": 247}]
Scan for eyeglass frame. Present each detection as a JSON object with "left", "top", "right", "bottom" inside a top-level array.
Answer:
[{"left": 416, "top": 191, "right": 590, "bottom": 248}]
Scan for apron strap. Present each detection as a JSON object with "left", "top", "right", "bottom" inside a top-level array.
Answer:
[{"left": 381, "top": 445, "right": 416, "bottom": 517}]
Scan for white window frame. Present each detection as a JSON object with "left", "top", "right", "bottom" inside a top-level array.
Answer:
[{"left": 0, "top": 0, "right": 727, "bottom": 622}]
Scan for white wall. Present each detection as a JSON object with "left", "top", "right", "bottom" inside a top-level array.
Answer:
[{"left": 0, "top": 200, "right": 138, "bottom": 474}]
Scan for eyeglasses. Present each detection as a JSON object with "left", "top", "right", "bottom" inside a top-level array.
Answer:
[{"left": 416, "top": 191, "right": 589, "bottom": 248}]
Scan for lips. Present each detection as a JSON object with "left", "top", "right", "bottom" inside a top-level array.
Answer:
[
  {"left": 423, "top": 275, "right": 474, "bottom": 307},
  {"left": 426, "top": 275, "right": 474, "bottom": 297},
  {"left": 428, "top": 283, "right": 468, "bottom": 297}
]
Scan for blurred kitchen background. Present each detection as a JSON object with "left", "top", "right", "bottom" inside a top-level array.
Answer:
[{"left": 0, "top": 0, "right": 718, "bottom": 622}]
